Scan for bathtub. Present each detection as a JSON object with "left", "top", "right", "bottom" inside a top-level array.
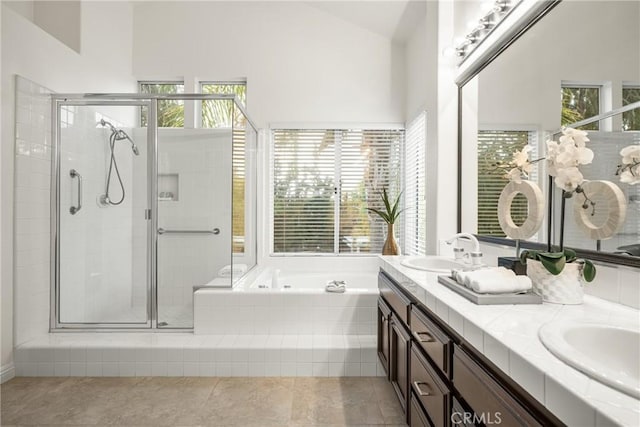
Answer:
[
  {"left": 249, "top": 270, "right": 378, "bottom": 291},
  {"left": 194, "top": 266, "right": 379, "bottom": 335}
]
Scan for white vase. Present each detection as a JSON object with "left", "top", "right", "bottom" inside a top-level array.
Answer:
[{"left": 526, "top": 260, "right": 584, "bottom": 304}]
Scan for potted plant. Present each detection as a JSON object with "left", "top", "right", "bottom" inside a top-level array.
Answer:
[
  {"left": 367, "top": 188, "right": 404, "bottom": 255},
  {"left": 519, "top": 247, "right": 595, "bottom": 305},
  {"left": 522, "top": 127, "right": 599, "bottom": 303}
]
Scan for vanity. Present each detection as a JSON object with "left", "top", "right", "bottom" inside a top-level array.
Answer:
[{"left": 377, "top": 256, "right": 640, "bottom": 427}]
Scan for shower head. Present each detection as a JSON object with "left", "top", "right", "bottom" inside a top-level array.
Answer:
[{"left": 99, "top": 119, "right": 139, "bottom": 155}]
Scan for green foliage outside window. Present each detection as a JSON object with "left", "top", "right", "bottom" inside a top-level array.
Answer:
[
  {"left": 561, "top": 86, "right": 600, "bottom": 130},
  {"left": 622, "top": 87, "right": 640, "bottom": 131},
  {"left": 202, "top": 83, "right": 246, "bottom": 128},
  {"left": 139, "top": 83, "right": 185, "bottom": 127}
]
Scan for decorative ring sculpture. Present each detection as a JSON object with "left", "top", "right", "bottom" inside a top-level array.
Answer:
[
  {"left": 573, "top": 180, "right": 627, "bottom": 240},
  {"left": 497, "top": 180, "right": 544, "bottom": 240}
]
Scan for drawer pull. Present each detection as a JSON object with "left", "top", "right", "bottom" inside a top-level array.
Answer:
[
  {"left": 413, "top": 331, "right": 436, "bottom": 343},
  {"left": 413, "top": 381, "right": 432, "bottom": 396}
]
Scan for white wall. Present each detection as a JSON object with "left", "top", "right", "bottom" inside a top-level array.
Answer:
[
  {"left": 132, "top": 1, "right": 405, "bottom": 128},
  {"left": 1, "top": 2, "right": 135, "bottom": 379}
]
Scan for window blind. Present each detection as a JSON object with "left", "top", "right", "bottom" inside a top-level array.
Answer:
[
  {"left": 404, "top": 113, "right": 426, "bottom": 255},
  {"left": 272, "top": 128, "right": 404, "bottom": 254},
  {"left": 232, "top": 127, "right": 246, "bottom": 253},
  {"left": 477, "top": 130, "right": 537, "bottom": 237}
]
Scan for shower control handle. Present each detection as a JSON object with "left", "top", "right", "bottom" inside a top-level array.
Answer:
[{"left": 69, "top": 169, "right": 82, "bottom": 215}]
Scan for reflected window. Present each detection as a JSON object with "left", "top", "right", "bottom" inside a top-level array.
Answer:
[
  {"left": 139, "top": 82, "right": 185, "bottom": 128},
  {"left": 623, "top": 86, "right": 640, "bottom": 131},
  {"left": 477, "top": 130, "right": 538, "bottom": 237},
  {"left": 201, "top": 82, "right": 246, "bottom": 128},
  {"left": 561, "top": 85, "right": 600, "bottom": 130}
]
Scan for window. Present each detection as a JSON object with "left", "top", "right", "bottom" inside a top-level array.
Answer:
[
  {"left": 139, "top": 82, "right": 184, "bottom": 127},
  {"left": 272, "top": 128, "right": 404, "bottom": 254},
  {"left": 477, "top": 130, "right": 538, "bottom": 236},
  {"left": 404, "top": 113, "right": 426, "bottom": 255},
  {"left": 201, "top": 82, "right": 247, "bottom": 128},
  {"left": 561, "top": 85, "right": 600, "bottom": 130},
  {"left": 623, "top": 86, "right": 640, "bottom": 131}
]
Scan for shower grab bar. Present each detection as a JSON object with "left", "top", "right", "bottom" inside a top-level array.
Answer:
[
  {"left": 157, "top": 227, "right": 220, "bottom": 235},
  {"left": 69, "top": 169, "right": 82, "bottom": 215}
]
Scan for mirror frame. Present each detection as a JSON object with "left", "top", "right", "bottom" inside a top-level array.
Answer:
[{"left": 455, "top": 0, "right": 640, "bottom": 269}]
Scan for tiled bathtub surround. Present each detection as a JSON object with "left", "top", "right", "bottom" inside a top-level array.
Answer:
[
  {"left": 194, "top": 269, "right": 379, "bottom": 335},
  {"left": 14, "top": 333, "right": 383, "bottom": 378},
  {"left": 380, "top": 256, "right": 640, "bottom": 427}
]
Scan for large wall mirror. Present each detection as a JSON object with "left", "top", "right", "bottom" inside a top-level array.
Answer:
[{"left": 459, "top": 0, "right": 640, "bottom": 266}]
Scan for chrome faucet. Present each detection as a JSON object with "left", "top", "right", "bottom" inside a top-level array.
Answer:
[{"left": 446, "top": 233, "right": 483, "bottom": 267}]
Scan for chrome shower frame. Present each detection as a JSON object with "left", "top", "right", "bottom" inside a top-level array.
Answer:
[{"left": 50, "top": 93, "right": 256, "bottom": 331}]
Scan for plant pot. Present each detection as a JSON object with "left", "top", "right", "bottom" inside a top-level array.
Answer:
[
  {"left": 526, "top": 260, "right": 584, "bottom": 304},
  {"left": 382, "top": 223, "right": 401, "bottom": 255}
]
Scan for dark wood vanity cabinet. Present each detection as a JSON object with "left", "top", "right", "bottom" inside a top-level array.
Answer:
[
  {"left": 377, "top": 298, "right": 391, "bottom": 378},
  {"left": 377, "top": 270, "right": 564, "bottom": 427},
  {"left": 389, "top": 313, "right": 410, "bottom": 413}
]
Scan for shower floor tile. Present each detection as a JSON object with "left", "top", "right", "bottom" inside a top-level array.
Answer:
[{"left": 0, "top": 377, "right": 407, "bottom": 426}]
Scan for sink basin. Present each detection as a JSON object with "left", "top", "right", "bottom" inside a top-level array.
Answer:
[
  {"left": 539, "top": 320, "right": 640, "bottom": 398},
  {"left": 400, "top": 256, "right": 465, "bottom": 273}
]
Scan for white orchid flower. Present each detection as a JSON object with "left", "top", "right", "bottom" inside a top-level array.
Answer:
[
  {"left": 555, "top": 143, "right": 579, "bottom": 167},
  {"left": 577, "top": 147, "right": 594, "bottom": 165},
  {"left": 513, "top": 146, "right": 532, "bottom": 167},
  {"left": 561, "top": 127, "right": 590, "bottom": 147},
  {"left": 620, "top": 145, "right": 640, "bottom": 164},
  {"left": 620, "top": 169, "right": 640, "bottom": 185},
  {"left": 554, "top": 167, "right": 583, "bottom": 192},
  {"left": 504, "top": 167, "right": 523, "bottom": 183}
]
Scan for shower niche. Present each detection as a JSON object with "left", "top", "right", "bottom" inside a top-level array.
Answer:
[
  {"left": 51, "top": 95, "right": 258, "bottom": 330},
  {"left": 158, "top": 173, "right": 179, "bottom": 201}
]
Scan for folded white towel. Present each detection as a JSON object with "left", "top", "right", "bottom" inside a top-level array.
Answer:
[
  {"left": 326, "top": 280, "right": 346, "bottom": 293},
  {"left": 453, "top": 267, "right": 513, "bottom": 288},
  {"left": 469, "top": 275, "right": 532, "bottom": 294},
  {"left": 218, "top": 263, "right": 248, "bottom": 278}
]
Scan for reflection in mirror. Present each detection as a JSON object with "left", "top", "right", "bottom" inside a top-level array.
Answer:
[{"left": 460, "top": 0, "right": 640, "bottom": 261}]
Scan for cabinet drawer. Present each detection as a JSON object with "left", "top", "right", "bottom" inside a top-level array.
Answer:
[
  {"left": 411, "top": 345, "right": 451, "bottom": 427},
  {"left": 379, "top": 272, "right": 411, "bottom": 324},
  {"left": 410, "top": 306, "right": 451, "bottom": 378},
  {"left": 453, "top": 346, "right": 543, "bottom": 427},
  {"left": 410, "top": 393, "right": 433, "bottom": 427}
]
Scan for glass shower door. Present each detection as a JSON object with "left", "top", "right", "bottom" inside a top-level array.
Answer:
[
  {"left": 55, "top": 101, "right": 151, "bottom": 326},
  {"left": 155, "top": 126, "right": 233, "bottom": 328}
]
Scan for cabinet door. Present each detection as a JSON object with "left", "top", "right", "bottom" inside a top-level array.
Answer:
[
  {"left": 453, "top": 345, "right": 544, "bottom": 427},
  {"left": 390, "top": 313, "right": 411, "bottom": 414},
  {"left": 378, "top": 298, "right": 392, "bottom": 378}
]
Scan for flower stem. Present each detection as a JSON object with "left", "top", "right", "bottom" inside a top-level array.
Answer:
[{"left": 560, "top": 190, "right": 566, "bottom": 252}]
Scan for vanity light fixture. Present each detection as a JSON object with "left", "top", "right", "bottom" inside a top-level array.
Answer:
[{"left": 451, "top": 0, "right": 521, "bottom": 63}]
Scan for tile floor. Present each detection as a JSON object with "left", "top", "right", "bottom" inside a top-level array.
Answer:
[{"left": 0, "top": 376, "right": 407, "bottom": 426}]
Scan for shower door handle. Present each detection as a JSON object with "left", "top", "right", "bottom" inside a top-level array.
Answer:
[{"left": 69, "top": 169, "right": 82, "bottom": 215}]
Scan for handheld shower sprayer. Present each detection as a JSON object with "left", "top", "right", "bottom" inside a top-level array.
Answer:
[
  {"left": 97, "top": 119, "right": 139, "bottom": 206},
  {"left": 99, "top": 119, "right": 139, "bottom": 155}
]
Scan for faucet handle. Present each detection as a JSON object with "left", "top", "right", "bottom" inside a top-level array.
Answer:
[
  {"left": 453, "top": 247, "right": 465, "bottom": 261},
  {"left": 470, "top": 252, "right": 483, "bottom": 266}
]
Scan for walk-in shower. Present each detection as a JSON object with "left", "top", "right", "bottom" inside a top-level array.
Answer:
[{"left": 50, "top": 94, "right": 258, "bottom": 330}]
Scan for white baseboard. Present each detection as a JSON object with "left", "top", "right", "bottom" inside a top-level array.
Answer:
[{"left": 1, "top": 362, "right": 16, "bottom": 383}]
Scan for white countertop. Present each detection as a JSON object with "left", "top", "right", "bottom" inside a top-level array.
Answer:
[{"left": 379, "top": 256, "right": 640, "bottom": 427}]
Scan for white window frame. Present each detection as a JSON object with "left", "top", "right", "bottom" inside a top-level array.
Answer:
[{"left": 268, "top": 123, "right": 405, "bottom": 257}]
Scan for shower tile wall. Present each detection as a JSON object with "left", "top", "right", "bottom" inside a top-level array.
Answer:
[{"left": 14, "top": 77, "right": 52, "bottom": 345}]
